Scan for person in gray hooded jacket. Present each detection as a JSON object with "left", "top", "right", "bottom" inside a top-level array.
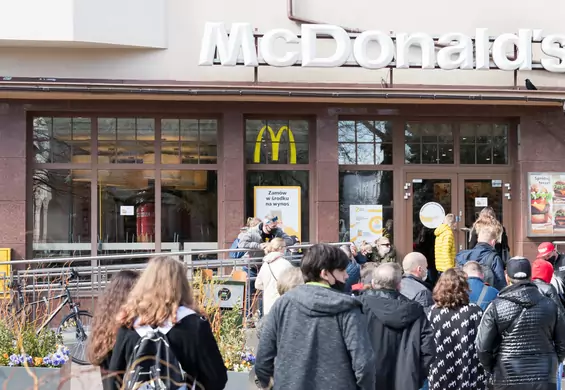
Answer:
[{"left": 254, "top": 244, "right": 376, "bottom": 390}]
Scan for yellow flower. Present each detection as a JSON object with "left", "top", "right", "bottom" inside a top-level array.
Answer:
[
  {"left": 2, "top": 353, "right": 7, "bottom": 359},
  {"left": 33, "top": 357, "right": 42, "bottom": 366}
]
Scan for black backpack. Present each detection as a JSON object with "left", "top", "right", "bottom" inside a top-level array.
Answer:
[{"left": 123, "top": 309, "right": 195, "bottom": 390}]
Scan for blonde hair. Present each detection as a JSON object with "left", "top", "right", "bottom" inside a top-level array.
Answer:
[
  {"left": 477, "top": 222, "right": 502, "bottom": 243},
  {"left": 277, "top": 267, "right": 304, "bottom": 296},
  {"left": 444, "top": 213, "right": 455, "bottom": 225},
  {"left": 247, "top": 217, "right": 261, "bottom": 228},
  {"left": 117, "top": 256, "right": 194, "bottom": 327},
  {"left": 473, "top": 207, "right": 502, "bottom": 242},
  {"left": 265, "top": 238, "right": 286, "bottom": 254}
]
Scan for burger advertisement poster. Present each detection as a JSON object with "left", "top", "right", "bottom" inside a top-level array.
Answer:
[{"left": 529, "top": 173, "right": 565, "bottom": 236}]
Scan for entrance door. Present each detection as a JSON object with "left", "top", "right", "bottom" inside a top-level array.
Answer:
[{"left": 405, "top": 172, "right": 511, "bottom": 273}]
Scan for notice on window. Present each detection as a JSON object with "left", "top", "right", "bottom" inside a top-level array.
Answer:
[
  {"left": 475, "top": 197, "right": 488, "bottom": 207},
  {"left": 254, "top": 186, "right": 301, "bottom": 241},
  {"left": 120, "top": 205, "right": 135, "bottom": 216},
  {"left": 528, "top": 172, "right": 565, "bottom": 237},
  {"left": 349, "top": 205, "right": 383, "bottom": 245}
]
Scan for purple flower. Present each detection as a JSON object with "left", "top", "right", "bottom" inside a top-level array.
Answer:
[
  {"left": 42, "top": 356, "right": 51, "bottom": 365},
  {"left": 9, "top": 354, "right": 20, "bottom": 365}
]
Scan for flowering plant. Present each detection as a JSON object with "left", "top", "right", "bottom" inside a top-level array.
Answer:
[{"left": 4, "top": 345, "right": 70, "bottom": 368}]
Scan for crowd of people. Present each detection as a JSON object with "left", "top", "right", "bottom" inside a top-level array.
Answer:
[{"left": 83, "top": 207, "right": 565, "bottom": 390}]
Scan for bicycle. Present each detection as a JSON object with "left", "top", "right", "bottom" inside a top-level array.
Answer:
[{"left": 9, "top": 268, "right": 93, "bottom": 365}]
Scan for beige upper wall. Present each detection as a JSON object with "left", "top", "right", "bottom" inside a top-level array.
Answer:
[{"left": 0, "top": 0, "right": 563, "bottom": 87}]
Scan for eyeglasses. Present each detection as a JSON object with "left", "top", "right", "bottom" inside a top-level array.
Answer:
[{"left": 380, "top": 243, "right": 391, "bottom": 247}]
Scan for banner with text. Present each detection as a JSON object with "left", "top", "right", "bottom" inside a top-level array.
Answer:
[
  {"left": 349, "top": 205, "right": 383, "bottom": 245},
  {"left": 254, "top": 186, "right": 301, "bottom": 241}
]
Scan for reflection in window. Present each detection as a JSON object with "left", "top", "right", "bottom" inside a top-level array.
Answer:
[
  {"left": 339, "top": 171, "right": 393, "bottom": 243},
  {"left": 245, "top": 119, "right": 309, "bottom": 164},
  {"left": 161, "top": 170, "right": 218, "bottom": 243},
  {"left": 460, "top": 123, "right": 508, "bottom": 164},
  {"left": 32, "top": 169, "right": 91, "bottom": 258},
  {"left": 405, "top": 123, "right": 454, "bottom": 164},
  {"left": 246, "top": 171, "right": 309, "bottom": 241},
  {"left": 33, "top": 117, "right": 91, "bottom": 164},
  {"left": 338, "top": 120, "right": 393, "bottom": 165},
  {"left": 98, "top": 118, "right": 155, "bottom": 164},
  {"left": 161, "top": 119, "right": 218, "bottom": 164}
]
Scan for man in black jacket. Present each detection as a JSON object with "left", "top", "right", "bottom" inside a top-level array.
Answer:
[
  {"left": 399, "top": 252, "right": 434, "bottom": 310},
  {"left": 359, "top": 262, "right": 435, "bottom": 390},
  {"left": 476, "top": 257, "right": 565, "bottom": 390}
]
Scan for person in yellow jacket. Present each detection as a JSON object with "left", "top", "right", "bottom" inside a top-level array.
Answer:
[{"left": 434, "top": 214, "right": 456, "bottom": 273}]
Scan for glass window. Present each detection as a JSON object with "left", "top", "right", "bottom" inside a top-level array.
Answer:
[
  {"left": 338, "top": 120, "right": 393, "bottom": 165},
  {"left": 405, "top": 123, "right": 454, "bottom": 164},
  {"left": 161, "top": 170, "right": 218, "bottom": 243},
  {"left": 33, "top": 117, "right": 91, "bottom": 164},
  {"left": 245, "top": 119, "right": 309, "bottom": 164},
  {"left": 339, "top": 171, "right": 394, "bottom": 243},
  {"left": 98, "top": 118, "right": 155, "bottom": 164},
  {"left": 161, "top": 119, "right": 218, "bottom": 164},
  {"left": 32, "top": 169, "right": 91, "bottom": 258},
  {"left": 246, "top": 171, "right": 309, "bottom": 241},
  {"left": 460, "top": 123, "right": 509, "bottom": 164}
]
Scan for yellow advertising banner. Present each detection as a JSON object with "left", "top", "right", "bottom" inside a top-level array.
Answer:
[{"left": 253, "top": 125, "right": 297, "bottom": 164}]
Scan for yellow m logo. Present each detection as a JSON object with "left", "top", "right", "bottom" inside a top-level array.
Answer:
[{"left": 253, "top": 125, "right": 297, "bottom": 164}]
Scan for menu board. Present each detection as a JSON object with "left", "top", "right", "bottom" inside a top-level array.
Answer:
[{"left": 528, "top": 172, "right": 565, "bottom": 237}]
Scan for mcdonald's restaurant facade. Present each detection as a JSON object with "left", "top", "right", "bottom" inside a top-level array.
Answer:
[{"left": 2, "top": 8, "right": 565, "bottom": 265}]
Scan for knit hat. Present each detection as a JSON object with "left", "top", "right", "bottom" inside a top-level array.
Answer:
[
  {"left": 538, "top": 242, "right": 556, "bottom": 257},
  {"left": 532, "top": 259, "right": 554, "bottom": 283},
  {"left": 506, "top": 256, "right": 532, "bottom": 280}
]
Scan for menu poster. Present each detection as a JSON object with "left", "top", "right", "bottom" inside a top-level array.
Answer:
[{"left": 528, "top": 172, "right": 565, "bottom": 237}]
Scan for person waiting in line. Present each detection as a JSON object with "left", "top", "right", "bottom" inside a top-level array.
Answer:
[
  {"left": 254, "top": 244, "right": 376, "bottom": 390},
  {"left": 532, "top": 258, "right": 565, "bottom": 317},
  {"left": 255, "top": 238, "right": 294, "bottom": 316},
  {"left": 462, "top": 261, "right": 499, "bottom": 311},
  {"left": 477, "top": 257, "right": 565, "bottom": 390},
  {"left": 427, "top": 269, "right": 488, "bottom": 390},
  {"left": 108, "top": 256, "right": 227, "bottom": 390},
  {"left": 456, "top": 223, "right": 507, "bottom": 290},
  {"left": 359, "top": 262, "right": 434, "bottom": 390},
  {"left": 87, "top": 270, "right": 140, "bottom": 390},
  {"left": 399, "top": 252, "right": 434, "bottom": 311},
  {"left": 352, "top": 262, "right": 379, "bottom": 295},
  {"left": 434, "top": 213, "right": 456, "bottom": 275},
  {"left": 373, "top": 236, "right": 397, "bottom": 264},
  {"left": 469, "top": 206, "right": 510, "bottom": 266},
  {"left": 340, "top": 244, "right": 361, "bottom": 293},
  {"left": 538, "top": 242, "right": 565, "bottom": 294}
]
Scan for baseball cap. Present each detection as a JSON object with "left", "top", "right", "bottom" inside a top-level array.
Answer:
[
  {"left": 532, "top": 259, "right": 554, "bottom": 283},
  {"left": 538, "top": 242, "right": 556, "bottom": 257},
  {"left": 506, "top": 256, "right": 532, "bottom": 280}
]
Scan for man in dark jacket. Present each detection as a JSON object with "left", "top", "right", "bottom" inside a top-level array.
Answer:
[
  {"left": 255, "top": 244, "right": 376, "bottom": 390},
  {"left": 476, "top": 257, "right": 565, "bottom": 390},
  {"left": 399, "top": 252, "right": 434, "bottom": 310},
  {"left": 456, "top": 224, "right": 507, "bottom": 290},
  {"left": 532, "top": 258, "right": 565, "bottom": 318},
  {"left": 360, "top": 262, "right": 434, "bottom": 390}
]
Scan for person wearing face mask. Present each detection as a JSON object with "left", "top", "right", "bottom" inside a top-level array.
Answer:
[
  {"left": 254, "top": 244, "right": 376, "bottom": 390},
  {"left": 374, "top": 237, "right": 397, "bottom": 264},
  {"left": 399, "top": 252, "right": 434, "bottom": 311},
  {"left": 455, "top": 223, "right": 507, "bottom": 291}
]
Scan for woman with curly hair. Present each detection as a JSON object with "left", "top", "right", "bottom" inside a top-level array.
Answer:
[
  {"left": 108, "top": 256, "right": 227, "bottom": 390},
  {"left": 427, "top": 268, "right": 488, "bottom": 390},
  {"left": 87, "top": 270, "right": 139, "bottom": 389}
]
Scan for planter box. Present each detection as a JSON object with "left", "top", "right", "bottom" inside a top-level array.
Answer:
[
  {"left": 227, "top": 370, "right": 255, "bottom": 390},
  {"left": 0, "top": 363, "right": 70, "bottom": 390}
]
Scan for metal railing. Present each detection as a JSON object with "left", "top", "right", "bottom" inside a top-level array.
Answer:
[{"left": 0, "top": 242, "right": 351, "bottom": 325}]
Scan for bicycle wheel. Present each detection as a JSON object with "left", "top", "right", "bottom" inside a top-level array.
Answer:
[{"left": 57, "top": 310, "right": 93, "bottom": 365}]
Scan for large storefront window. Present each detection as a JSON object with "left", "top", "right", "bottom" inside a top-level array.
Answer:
[
  {"left": 405, "top": 123, "right": 454, "bottom": 164},
  {"left": 338, "top": 120, "right": 393, "bottom": 165},
  {"left": 339, "top": 171, "right": 394, "bottom": 243},
  {"left": 32, "top": 169, "right": 91, "bottom": 258},
  {"left": 460, "top": 123, "right": 508, "bottom": 164},
  {"left": 33, "top": 117, "right": 91, "bottom": 164},
  {"left": 246, "top": 171, "right": 309, "bottom": 242},
  {"left": 161, "top": 119, "right": 217, "bottom": 164},
  {"left": 245, "top": 119, "right": 309, "bottom": 165},
  {"left": 98, "top": 118, "right": 156, "bottom": 164}
]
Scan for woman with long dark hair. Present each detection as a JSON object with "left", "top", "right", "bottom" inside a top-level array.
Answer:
[{"left": 87, "top": 270, "right": 139, "bottom": 389}]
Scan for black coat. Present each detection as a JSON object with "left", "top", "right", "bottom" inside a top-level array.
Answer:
[
  {"left": 476, "top": 282, "right": 565, "bottom": 390},
  {"left": 359, "top": 289, "right": 435, "bottom": 390}
]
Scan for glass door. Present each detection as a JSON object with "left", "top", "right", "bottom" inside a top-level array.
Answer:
[
  {"left": 405, "top": 173, "right": 458, "bottom": 278},
  {"left": 457, "top": 174, "right": 511, "bottom": 252}
]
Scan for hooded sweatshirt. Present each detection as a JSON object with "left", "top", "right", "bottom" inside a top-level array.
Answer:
[
  {"left": 434, "top": 223, "right": 455, "bottom": 272},
  {"left": 255, "top": 252, "right": 294, "bottom": 315},
  {"left": 255, "top": 283, "right": 376, "bottom": 390},
  {"left": 359, "top": 289, "right": 435, "bottom": 390}
]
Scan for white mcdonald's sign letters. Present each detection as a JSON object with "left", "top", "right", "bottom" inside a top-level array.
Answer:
[{"left": 199, "top": 22, "right": 565, "bottom": 73}]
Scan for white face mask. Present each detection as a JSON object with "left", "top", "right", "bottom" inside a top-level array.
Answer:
[
  {"left": 421, "top": 269, "right": 428, "bottom": 281},
  {"left": 378, "top": 246, "right": 391, "bottom": 256}
]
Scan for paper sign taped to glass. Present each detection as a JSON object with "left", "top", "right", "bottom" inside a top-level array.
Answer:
[
  {"left": 349, "top": 205, "right": 383, "bottom": 245},
  {"left": 254, "top": 186, "right": 302, "bottom": 241}
]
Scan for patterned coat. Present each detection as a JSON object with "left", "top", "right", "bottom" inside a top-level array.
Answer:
[{"left": 427, "top": 303, "right": 488, "bottom": 390}]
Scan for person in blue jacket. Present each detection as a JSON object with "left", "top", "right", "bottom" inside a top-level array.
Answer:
[
  {"left": 340, "top": 244, "right": 361, "bottom": 293},
  {"left": 462, "top": 261, "right": 499, "bottom": 310}
]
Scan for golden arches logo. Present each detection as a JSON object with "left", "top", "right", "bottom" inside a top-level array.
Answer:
[{"left": 254, "top": 125, "right": 297, "bottom": 164}]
